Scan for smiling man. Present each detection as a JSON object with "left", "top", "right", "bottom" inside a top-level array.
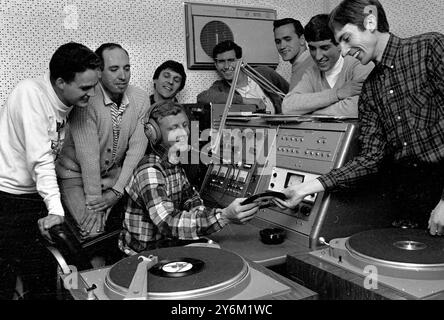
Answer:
[
  {"left": 56, "top": 43, "right": 150, "bottom": 243},
  {"left": 275, "top": 0, "right": 444, "bottom": 237},
  {"left": 0, "top": 42, "right": 100, "bottom": 299},
  {"left": 151, "top": 60, "right": 187, "bottom": 105},
  {"left": 273, "top": 18, "right": 315, "bottom": 90},
  {"left": 119, "top": 101, "right": 259, "bottom": 255},
  {"left": 197, "top": 40, "right": 289, "bottom": 114},
  {"left": 282, "top": 14, "right": 373, "bottom": 116}
]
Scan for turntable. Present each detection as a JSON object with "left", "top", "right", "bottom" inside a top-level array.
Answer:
[
  {"left": 67, "top": 246, "right": 317, "bottom": 300},
  {"left": 291, "top": 228, "right": 444, "bottom": 299}
]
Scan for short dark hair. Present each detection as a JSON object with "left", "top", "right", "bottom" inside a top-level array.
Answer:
[
  {"left": 212, "top": 40, "right": 242, "bottom": 60},
  {"left": 305, "top": 14, "right": 338, "bottom": 45},
  {"left": 95, "top": 43, "right": 129, "bottom": 70},
  {"left": 273, "top": 18, "right": 304, "bottom": 37},
  {"left": 329, "top": 0, "right": 390, "bottom": 33},
  {"left": 148, "top": 100, "right": 187, "bottom": 124},
  {"left": 152, "top": 60, "right": 187, "bottom": 92},
  {"left": 49, "top": 42, "right": 101, "bottom": 84}
]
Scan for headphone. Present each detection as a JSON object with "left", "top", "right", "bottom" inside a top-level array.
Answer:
[{"left": 144, "top": 103, "right": 162, "bottom": 146}]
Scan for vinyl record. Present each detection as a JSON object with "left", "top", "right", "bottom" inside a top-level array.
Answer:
[
  {"left": 104, "top": 246, "right": 251, "bottom": 299},
  {"left": 149, "top": 258, "right": 205, "bottom": 278}
]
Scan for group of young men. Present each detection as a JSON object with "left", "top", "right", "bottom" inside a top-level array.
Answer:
[{"left": 0, "top": 0, "right": 443, "bottom": 299}]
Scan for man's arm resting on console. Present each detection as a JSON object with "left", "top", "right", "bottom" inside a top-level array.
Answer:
[
  {"left": 282, "top": 73, "right": 340, "bottom": 114},
  {"left": 312, "top": 95, "right": 358, "bottom": 117}
]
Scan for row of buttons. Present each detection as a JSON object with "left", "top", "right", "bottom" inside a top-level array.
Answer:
[
  {"left": 277, "top": 148, "right": 332, "bottom": 158},
  {"left": 305, "top": 151, "right": 332, "bottom": 158},
  {"left": 280, "top": 136, "right": 304, "bottom": 142},
  {"left": 277, "top": 147, "right": 300, "bottom": 154}
]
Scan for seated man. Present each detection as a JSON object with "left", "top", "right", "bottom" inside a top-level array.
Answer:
[
  {"left": 56, "top": 43, "right": 150, "bottom": 240},
  {"left": 150, "top": 60, "right": 187, "bottom": 105},
  {"left": 282, "top": 14, "right": 374, "bottom": 117},
  {"left": 119, "top": 101, "right": 259, "bottom": 255},
  {"left": 197, "top": 40, "right": 289, "bottom": 114}
]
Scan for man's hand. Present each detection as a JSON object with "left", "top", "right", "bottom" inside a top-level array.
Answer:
[
  {"left": 38, "top": 214, "right": 64, "bottom": 242},
  {"left": 87, "top": 190, "right": 120, "bottom": 212},
  {"left": 428, "top": 200, "right": 444, "bottom": 236},
  {"left": 336, "top": 80, "right": 364, "bottom": 100},
  {"left": 273, "top": 179, "right": 325, "bottom": 210},
  {"left": 272, "top": 186, "right": 306, "bottom": 210},
  {"left": 80, "top": 207, "right": 105, "bottom": 238},
  {"left": 222, "top": 198, "right": 260, "bottom": 224}
]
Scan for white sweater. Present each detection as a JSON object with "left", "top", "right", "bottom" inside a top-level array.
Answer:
[{"left": 0, "top": 72, "right": 73, "bottom": 216}]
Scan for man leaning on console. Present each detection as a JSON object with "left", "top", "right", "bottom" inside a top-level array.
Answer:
[{"left": 1, "top": 0, "right": 444, "bottom": 300}]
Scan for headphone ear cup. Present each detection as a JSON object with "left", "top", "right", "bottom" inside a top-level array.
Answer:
[{"left": 146, "top": 118, "right": 161, "bottom": 145}]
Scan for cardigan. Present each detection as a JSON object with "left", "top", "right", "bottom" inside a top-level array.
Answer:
[{"left": 56, "top": 83, "right": 150, "bottom": 202}]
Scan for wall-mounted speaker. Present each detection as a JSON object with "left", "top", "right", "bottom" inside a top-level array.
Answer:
[{"left": 184, "top": 2, "right": 279, "bottom": 70}]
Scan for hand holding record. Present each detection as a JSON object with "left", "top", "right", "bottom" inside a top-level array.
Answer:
[
  {"left": 222, "top": 198, "right": 259, "bottom": 224},
  {"left": 240, "top": 191, "right": 287, "bottom": 208}
]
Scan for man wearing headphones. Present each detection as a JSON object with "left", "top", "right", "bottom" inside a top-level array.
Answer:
[{"left": 118, "top": 101, "right": 260, "bottom": 255}]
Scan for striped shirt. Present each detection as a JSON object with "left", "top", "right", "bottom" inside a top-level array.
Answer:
[
  {"left": 319, "top": 32, "right": 444, "bottom": 199},
  {"left": 100, "top": 84, "right": 129, "bottom": 161},
  {"left": 119, "top": 148, "right": 227, "bottom": 254}
]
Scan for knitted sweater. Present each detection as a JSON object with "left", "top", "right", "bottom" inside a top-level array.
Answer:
[
  {"left": 56, "top": 84, "right": 150, "bottom": 202},
  {"left": 289, "top": 50, "right": 316, "bottom": 90},
  {"left": 0, "top": 72, "right": 72, "bottom": 216},
  {"left": 197, "top": 66, "right": 289, "bottom": 114},
  {"left": 282, "top": 56, "right": 374, "bottom": 117}
]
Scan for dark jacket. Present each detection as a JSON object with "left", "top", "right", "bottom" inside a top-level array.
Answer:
[{"left": 197, "top": 66, "right": 289, "bottom": 114}]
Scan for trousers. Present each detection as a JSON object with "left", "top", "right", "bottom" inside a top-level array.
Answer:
[{"left": 0, "top": 191, "right": 57, "bottom": 299}]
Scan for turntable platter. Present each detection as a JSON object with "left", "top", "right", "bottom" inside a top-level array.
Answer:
[
  {"left": 346, "top": 228, "right": 444, "bottom": 265},
  {"left": 104, "top": 246, "right": 250, "bottom": 300},
  {"left": 307, "top": 228, "right": 444, "bottom": 298}
]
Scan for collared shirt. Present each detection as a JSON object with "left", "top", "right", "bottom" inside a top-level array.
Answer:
[
  {"left": 236, "top": 77, "right": 275, "bottom": 114},
  {"left": 119, "top": 148, "right": 227, "bottom": 255},
  {"left": 325, "top": 55, "right": 344, "bottom": 88},
  {"left": 149, "top": 94, "right": 178, "bottom": 106},
  {"left": 319, "top": 32, "right": 444, "bottom": 199},
  {"left": 100, "top": 84, "right": 129, "bottom": 161}
]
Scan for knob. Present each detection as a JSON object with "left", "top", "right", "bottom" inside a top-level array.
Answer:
[
  {"left": 273, "top": 173, "right": 277, "bottom": 178},
  {"left": 270, "top": 183, "right": 275, "bottom": 188},
  {"left": 318, "top": 237, "right": 330, "bottom": 247},
  {"left": 300, "top": 206, "right": 311, "bottom": 216}
]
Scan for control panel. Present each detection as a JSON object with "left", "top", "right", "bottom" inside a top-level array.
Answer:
[
  {"left": 200, "top": 120, "right": 275, "bottom": 208},
  {"left": 202, "top": 118, "right": 397, "bottom": 250}
]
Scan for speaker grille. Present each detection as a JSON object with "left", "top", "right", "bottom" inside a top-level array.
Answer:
[{"left": 200, "top": 21, "right": 234, "bottom": 58}]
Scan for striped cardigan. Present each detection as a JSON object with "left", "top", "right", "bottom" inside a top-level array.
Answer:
[{"left": 56, "top": 84, "right": 150, "bottom": 202}]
